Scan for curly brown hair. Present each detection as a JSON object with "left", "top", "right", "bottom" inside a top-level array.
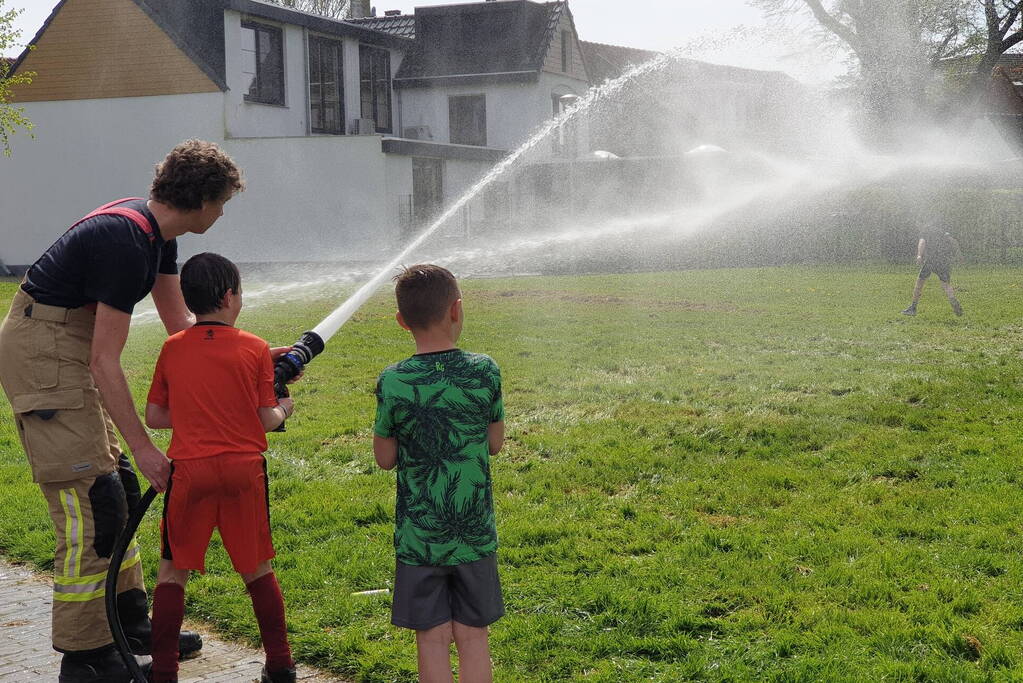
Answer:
[{"left": 150, "top": 139, "right": 245, "bottom": 211}]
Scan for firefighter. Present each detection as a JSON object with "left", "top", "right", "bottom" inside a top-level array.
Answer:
[{"left": 0, "top": 140, "right": 245, "bottom": 682}]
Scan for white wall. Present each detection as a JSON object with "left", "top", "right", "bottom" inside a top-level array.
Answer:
[
  {"left": 196, "top": 135, "right": 406, "bottom": 263},
  {"left": 0, "top": 94, "right": 416, "bottom": 267},
  {"left": 224, "top": 10, "right": 309, "bottom": 138},
  {"left": 0, "top": 93, "right": 225, "bottom": 267},
  {"left": 398, "top": 73, "right": 588, "bottom": 151}
]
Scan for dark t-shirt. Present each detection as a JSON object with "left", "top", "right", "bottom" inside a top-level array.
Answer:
[
  {"left": 921, "top": 229, "right": 955, "bottom": 266},
  {"left": 22, "top": 199, "right": 178, "bottom": 314}
]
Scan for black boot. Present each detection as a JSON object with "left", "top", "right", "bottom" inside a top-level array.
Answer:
[
  {"left": 58, "top": 645, "right": 151, "bottom": 683},
  {"left": 118, "top": 588, "right": 204, "bottom": 659},
  {"left": 261, "top": 664, "right": 297, "bottom": 683}
]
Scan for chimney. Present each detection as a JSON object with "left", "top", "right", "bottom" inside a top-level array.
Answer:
[{"left": 350, "top": 0, "right": 371, "bottom": 18}]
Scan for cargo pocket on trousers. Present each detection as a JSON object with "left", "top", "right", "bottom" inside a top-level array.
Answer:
[{"left": 11, "top": 389, "right": 105, "bottom": 483}]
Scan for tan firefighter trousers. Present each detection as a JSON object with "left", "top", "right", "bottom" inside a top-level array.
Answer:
[{"left": 0, "top": 288, "right": 145, "bottom": 652}]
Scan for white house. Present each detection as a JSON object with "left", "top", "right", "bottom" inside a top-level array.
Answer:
[{"left": 1, "top": 0, "right": 590, "bottom": 268}]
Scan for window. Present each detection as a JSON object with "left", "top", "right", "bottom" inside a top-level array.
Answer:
[
  {"left": 562, "top": 30, "right": 572, "bottom": 73},
  {"left": 359, "top": 45, "right": 392, "bottom": 134},
  {"left": 449, "top": 95, "right": 487, "bottom": 147},
  {"left": 309, "top": 36, "right": 344, "bottom": 134},
  {"left": 241, "top": 21, "right": 285, "bottom": 105},
  {"left": 412, "top": 157, "right": 444, "bottom": 227}
]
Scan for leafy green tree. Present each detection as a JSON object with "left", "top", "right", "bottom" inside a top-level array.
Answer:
[
  {"left": 953, "top": 1, "right": 1023, "bottom": 108},
  {"left": 0, "top": 0, "right": 33, "bottom": 156}
]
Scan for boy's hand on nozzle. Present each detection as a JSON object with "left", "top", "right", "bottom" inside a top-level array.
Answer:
[{"left": 270, "top": 347, "right": 304, "bottom": 384}]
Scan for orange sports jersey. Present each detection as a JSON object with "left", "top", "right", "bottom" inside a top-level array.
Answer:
[{"left": 147, "top": 322, "right": 278, "bottom": 460}]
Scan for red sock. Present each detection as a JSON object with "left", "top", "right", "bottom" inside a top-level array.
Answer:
[
  {"left": 246, "top": 572, "right": 294, "bottom": 672},
  {"left": 151, "top": 582, "right": 185, "bottom": 681}
]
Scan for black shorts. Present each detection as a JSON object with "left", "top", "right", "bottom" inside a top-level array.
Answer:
[
  {"left": 919, "top": 262, "right": 951, "bottom": 283},
  {"left": 391, "top": 554, "right": 504, "bottom": 631}
]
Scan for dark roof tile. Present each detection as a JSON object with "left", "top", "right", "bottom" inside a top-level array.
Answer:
[
  {"left": 394, "top": 1, "right": 567, "bottom": 85},
  {"left": 348, "top": 14, "right": 417, "bottom": 38}
]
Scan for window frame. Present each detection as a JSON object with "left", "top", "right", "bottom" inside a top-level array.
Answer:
[
  {"left": 241, "top": 20, "right": 286, "bottom": 106},
  {"left": 359, "top": 44, "right": 393, "bottom": 134},
  {"left": 308, "top": 35, "right": 345, "bottom": 135},
  {"left": 448, "top": 94, "right": 487, "bottom": 147}
]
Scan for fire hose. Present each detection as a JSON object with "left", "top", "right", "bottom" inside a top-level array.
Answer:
[{"left": 105, "top": 331, "right": 324, "bottom": 680}]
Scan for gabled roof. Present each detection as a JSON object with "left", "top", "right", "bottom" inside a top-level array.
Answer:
[
  {"left": 581, "top": 39, "right": 800, "bottom": 88},
  {"left": 580, "top": 40, "right": 659, "bottom": 85},
  {"left": 393, "top": 0, "right": 570, "bottom": 88},
  {"left": 8, "top": 0, "right": 409, "bottom": 89},
  {"left": 8, "top": 0, "right": 229, "bottom": 89}
]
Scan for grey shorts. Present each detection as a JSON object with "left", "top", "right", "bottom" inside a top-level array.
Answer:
[
  {"left": 919, "top": 262, "right": 951, "bottom": 283},
  {"left": 391, "top": 554, "right": 505, "bottom": 631}
]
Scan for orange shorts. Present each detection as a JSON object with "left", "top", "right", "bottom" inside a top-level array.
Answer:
[{"left": 161, "top": 453, "right": 275, "bottom": 574}]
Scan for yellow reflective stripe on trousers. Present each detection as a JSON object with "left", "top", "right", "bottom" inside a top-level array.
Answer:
[
  {"left": 52, "top": 537, "right": 141, "bottom": 602},
  {"left": 53, "top": 579, "right": 105, "bottom": 602},
  {"left": 58, "top": 488, "right": 84, "bottom": 579}
]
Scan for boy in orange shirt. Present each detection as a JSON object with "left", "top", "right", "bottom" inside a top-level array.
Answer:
[{"left": 144, "top": 253, "right": 297, "bottom": 683}]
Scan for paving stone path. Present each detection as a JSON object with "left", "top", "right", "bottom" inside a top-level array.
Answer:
[{"left": 0, "top": 559, "right": 346, "bottom": 682}]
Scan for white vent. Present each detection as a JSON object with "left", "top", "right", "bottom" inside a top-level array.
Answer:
[
  {"left": 403, "top": 125, "right": 432, "bottom": 140},
  {"left": 350, "top": 118, "right": 377, "bottom": 135}
]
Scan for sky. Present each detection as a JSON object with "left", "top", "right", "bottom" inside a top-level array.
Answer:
[{"left": 4, "top": 0, "right": 848, "bottom": 82}]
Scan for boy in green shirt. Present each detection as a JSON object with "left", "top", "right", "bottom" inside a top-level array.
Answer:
[{"left": 373, "top": 264, "right": 505, "bottom": 683}]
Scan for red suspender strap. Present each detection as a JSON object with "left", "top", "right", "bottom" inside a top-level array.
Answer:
[{"left": 68, "top": 197, "right": 155, "bottom": 243}]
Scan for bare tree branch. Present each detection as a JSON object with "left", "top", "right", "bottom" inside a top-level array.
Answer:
[
  {"left": 263, "top": 0, "right": 351, "bottom": 19},
  {"left": 799, "top": 0, "right": 865, "bottom": 55}
]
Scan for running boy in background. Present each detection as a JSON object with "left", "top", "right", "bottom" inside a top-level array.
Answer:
[
  {"left": 902, "top": 226, "right": 963, "bottom": 317},
  {"left": 144, "top": 253, "right": 297, "bottom": 683},
  {"left": 374, "top": 265, "right": 505, "bottom": 683}
]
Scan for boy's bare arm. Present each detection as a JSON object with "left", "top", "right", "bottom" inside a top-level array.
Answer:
[
  {"left": 259, "top": 397, "right": 293, "bottom": 432},
  {"left": 374, "top": 435, "right": 398, "bottom": 470},
  {"left": 488, "top": 421, "right": 505, "bottom": 455},
  {"left": 145, "top": 402, "right": 172, "bottom": 429}
]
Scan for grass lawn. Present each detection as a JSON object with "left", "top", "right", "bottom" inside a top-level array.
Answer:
[{"left": 1, "top": 265, "right": 1023, "bottom": 681}]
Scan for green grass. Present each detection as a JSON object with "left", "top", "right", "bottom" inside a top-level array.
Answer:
[{"left": 2, "top": 266, "right": 1023, "bottom": 681}]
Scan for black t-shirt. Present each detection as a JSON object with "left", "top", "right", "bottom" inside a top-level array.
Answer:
[
  {"left": 921, "top": 229, "right": 955, "bottom": 265},
  {"left": 22, "top": 199, "right": 178, "bottom": 314}
]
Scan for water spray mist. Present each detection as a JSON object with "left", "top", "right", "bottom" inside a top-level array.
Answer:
[{"left": 105, "top": 48, "right": 693, "bottom": 681}]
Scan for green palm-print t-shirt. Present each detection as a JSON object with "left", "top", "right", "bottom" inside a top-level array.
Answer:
[{"left": 374, "top": 349, "right": 504, "bottom": 566}]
